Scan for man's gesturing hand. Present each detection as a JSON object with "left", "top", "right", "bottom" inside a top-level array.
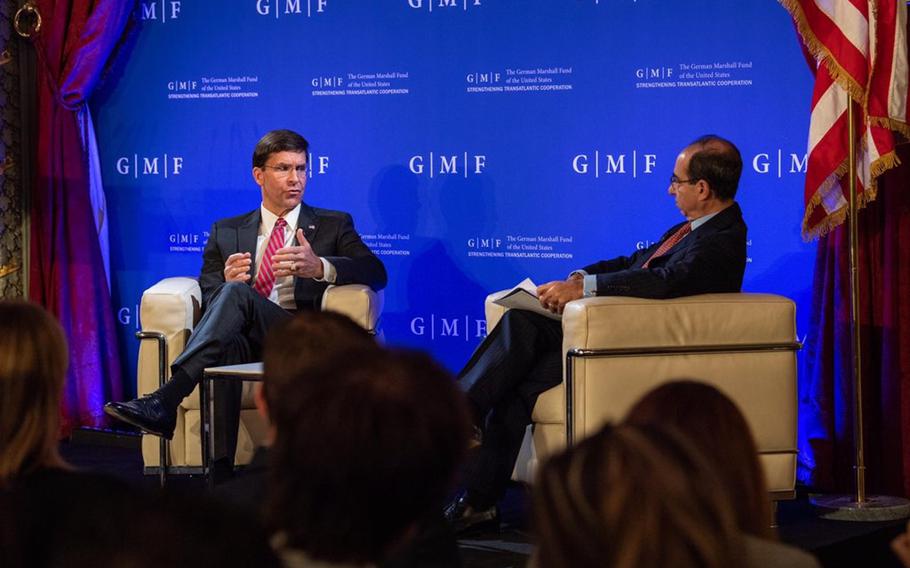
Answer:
[
  {"left": 272, "top": 229, "right": 325, "bottom": 279},
  {"left": 537, "top": 278, "right": 584, "bottom": 315},
  {"left": 224, "top": 252, "right": 252, "bottom": 283}
]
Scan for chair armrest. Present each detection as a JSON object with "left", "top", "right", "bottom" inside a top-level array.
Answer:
[
  {"left": 141, "top": 277, "right": 201, "bottom": 333},
  {"left": 484, "top": 288, "right": 512, "bottom": 331},
  {"left": 561, "top": 293, "right": 797, "bottom": 352},
  {"left": 137, "top": 277, "right": 201, "bottom": 396},
  {"left": 321, "top": 284, "right": 383, "bottom": 333}
]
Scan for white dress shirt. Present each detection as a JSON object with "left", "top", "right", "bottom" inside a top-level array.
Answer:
[{"left": 255, "top": 204, "right": 337, "bottom": 310}]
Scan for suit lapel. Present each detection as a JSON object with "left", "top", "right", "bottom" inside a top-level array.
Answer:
[
  {"left": 295, "top": 203, "right": 319, "bottom": 245},
  {"left": 239, "top": 209, "right": 260, "bottom": 280},
  {"left": 689, "top": 202, "right": 740, "bottom": 243},
  {"left": 294, "top": 204, "right": 321, "bottom": 309}
]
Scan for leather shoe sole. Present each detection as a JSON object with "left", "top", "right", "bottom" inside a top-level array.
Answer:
[{"left": 104, "top": 401, "right": 175, "bottom": 440}]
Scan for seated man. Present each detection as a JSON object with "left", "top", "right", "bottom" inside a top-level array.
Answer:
[
  {"left": 104, "top": 129, "right": 386, "bottom": 468},
  {"left": 446, "top": 134, "right": 748, "bottom": 532}
]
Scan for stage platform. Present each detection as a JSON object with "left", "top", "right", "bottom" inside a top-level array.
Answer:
[{"left": 61, "top": 429, "right": 905, "bottom": 568}]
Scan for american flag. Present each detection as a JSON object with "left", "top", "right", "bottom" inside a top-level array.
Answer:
[{"left": 779, "top": 0, "right": 909, "bottom": 240}]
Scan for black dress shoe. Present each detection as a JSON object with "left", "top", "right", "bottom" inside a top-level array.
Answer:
[
  {"left": 444, "top": 494, "right": 499, "bottom": 535},
  {"left": 104, "top": 394, "right": 177, "bottom": 439}
]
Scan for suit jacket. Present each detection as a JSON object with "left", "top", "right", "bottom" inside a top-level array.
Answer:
[
  {"left": 582, "top": 202, "right": 747, "bottom": 299},
  {"left": 198, "top": 203, "right": 387, "bottom": 310}
]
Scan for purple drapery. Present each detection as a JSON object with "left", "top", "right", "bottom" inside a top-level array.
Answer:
[
  {"left": 799, "top": 143, "right": 910, "bottom": 497},
  {"left": 30, "top": 0, "right": 132, "bottom": 434}
]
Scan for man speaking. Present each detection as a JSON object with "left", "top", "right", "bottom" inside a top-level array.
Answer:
[
  {"left": 105, "top": 129, "right": 386, "bottom": 471},
  {"left": 446, "top": 134, "right": 748, "bottom": 532}
]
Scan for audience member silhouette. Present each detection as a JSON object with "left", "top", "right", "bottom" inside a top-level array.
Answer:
[
  {"left": 532, "top": 422, "right": 745, "bottom": 568},
  {"left": 0, "top": 300, "right": 280, "bottom": 567},
  {"left": 265, "top": 349, "right": 471, "bottom": 567},
  {"left": 214, "top": 311, "right": 380, "bottom": 512},
  {"left": 623, "top": 380, "right": 773, "bottom": 537},
  {"left": 0, "top": 300, "right": 71, "bottom": 482},
  {"left": 622, "top": 381, "right": 821, "bottom": 568}
]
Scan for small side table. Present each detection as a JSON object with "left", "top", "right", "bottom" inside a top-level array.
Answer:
[{"left": 201, "top": 362, "right": 264, "bottom": 487}]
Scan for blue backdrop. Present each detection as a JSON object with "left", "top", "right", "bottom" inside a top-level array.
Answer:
[{"left": 93, "top": 0, "right": 814, "bottom": 388}]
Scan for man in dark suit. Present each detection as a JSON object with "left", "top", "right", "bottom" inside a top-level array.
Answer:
[
  {"left": 104, "top": 129, "right": 386, "bottom": 467},
  {"left": 445, "top": 134, "right": 748, "bottom": 532}
]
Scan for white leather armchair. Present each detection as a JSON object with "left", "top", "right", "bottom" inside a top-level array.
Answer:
[
  {"left": 136, "top": 277, "right": 383, "bottom": 475},
  {"left": 487, "top": 292, "right": 800, "bottom": 500}
]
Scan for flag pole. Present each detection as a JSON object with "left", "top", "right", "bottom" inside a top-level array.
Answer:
[
  {"left": 846, "top": 99, "right": 865, "bottom": 505},
  {"left": 810, "top": 100, "right": 909, "bottom": 521}
]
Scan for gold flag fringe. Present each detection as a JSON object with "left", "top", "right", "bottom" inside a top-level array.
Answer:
[
  {"left": 804, "top": 205, "right": 849, "bottom": 241},
  {"left": 801, "top": 149, "right": 900, "bottom": 240},
  {"left": 802, "top": 158, "right": 850, "bottom": 241},
  {"left": 869, "top": 116, "right": 910, "bottom": 139},
  {"left": 870, "top": 148, "right": 900, "bottom": 180}
]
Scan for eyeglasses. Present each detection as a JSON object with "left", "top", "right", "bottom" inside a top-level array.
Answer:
[
  {"left": 669, "top": 174, "right": 700, "bottom": 187},
  {"left": 262, "top": 164, "right": 308, "bottom": 177}
]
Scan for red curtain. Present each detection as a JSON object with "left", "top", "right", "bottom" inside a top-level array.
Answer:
[
  {"left": 799, "top": 143, "right": 910, "bottom": 497},
  {"left": 30, "top": 1, "right": 131, "bottom": 433}
]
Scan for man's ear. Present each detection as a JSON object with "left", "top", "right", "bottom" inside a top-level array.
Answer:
[
  {"left": 252, "top": 166, "right": 264, "bottom": 187},
  {"left": 696, "top": 179, "right": 713, "bottom": 201}
]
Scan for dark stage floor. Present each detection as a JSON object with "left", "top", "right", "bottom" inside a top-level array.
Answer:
[{"left": 60, "top": 430, "right": 906, "bottom": 568}]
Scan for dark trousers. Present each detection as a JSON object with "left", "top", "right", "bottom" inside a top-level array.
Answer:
[
  {"left": 457, "top": 309, "right": 563, "bottom": 509},
  {"left": 171, "top": 282, "right": 293, "bottom": 463}
]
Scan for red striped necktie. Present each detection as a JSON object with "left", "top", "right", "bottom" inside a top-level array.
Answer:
[
  {"left": 642, "top": 222, "right": 691, "bottom": 268},
  {"left": 253, "top": 217, "right": 288, "bottom": 297}
]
